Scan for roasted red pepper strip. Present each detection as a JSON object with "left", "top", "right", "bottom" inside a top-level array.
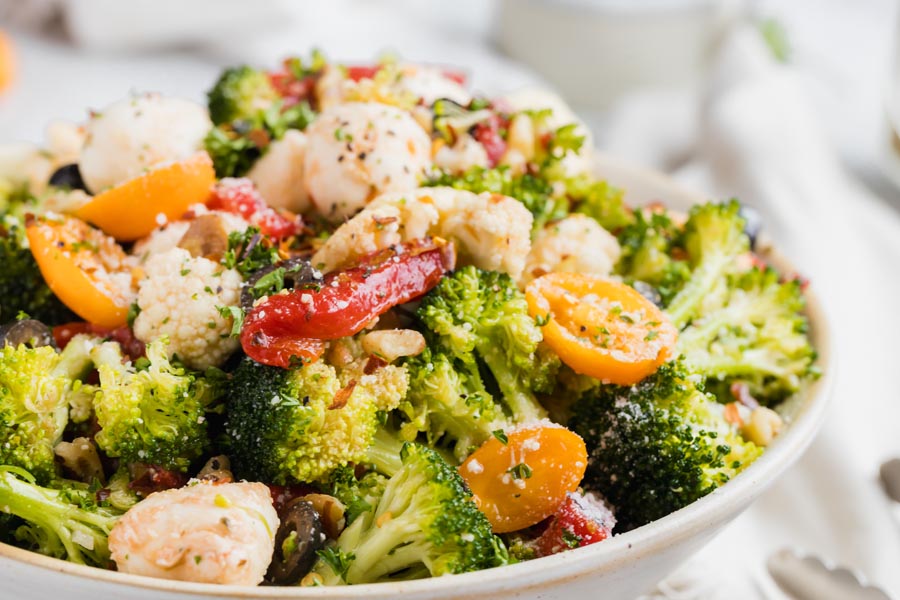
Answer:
[{"left": 241, "top": 240, "right": 455, "bottom": 368}]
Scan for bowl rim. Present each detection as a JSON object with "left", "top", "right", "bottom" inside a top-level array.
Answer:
[{"left": 0, "top": 156, "right": 834, "bottom": 598}]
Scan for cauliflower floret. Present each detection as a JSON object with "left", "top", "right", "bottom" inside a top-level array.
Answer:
[
  {"left": 247, "top": 129, "right": 310, "bottom": 213},
  {"left": 433, "top": 133, "right": 489, "bottom": 174},
  {"left": 109, "top": 481, "right": 278, "bottom": 586},
  {"left": 79, "top": 93, "right": 211, "bottom": 193},
  {"left": 522, "top": 214, "right": 621, "bottom": 285},
  {"left": 312, "top": 186, "right": 533, "bottom": 279},
  {"left": 304, "top": 102, "right": 431, "bottom": 222},
  {"left": 132, "top": 248, "right": 242, "bottom": 370}
]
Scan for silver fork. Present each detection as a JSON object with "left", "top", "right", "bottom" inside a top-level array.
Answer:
[{"left": 765, "top": 548, "right": 893, "bottom": 600}]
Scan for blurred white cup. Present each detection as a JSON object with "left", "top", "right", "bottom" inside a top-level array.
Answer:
[{"left": 494, "top": 0, "right": 747, "bottom": 109}]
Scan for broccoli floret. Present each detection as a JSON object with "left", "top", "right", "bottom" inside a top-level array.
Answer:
[
  {"left": 678, "top": 266, "right": 818, "bottom": 405},
  {"left": 571, "top": 360, "right": 761, "bottom": 530},
  {"left": 0, "top": 466, "right": 121, "bottom": 566},
  {"left": 325, "top": 465, "right": 387, "bottom": 526},
  {"left": 615, "top": 208, "right": 691, "bottom": 305},
  {"left": 665, "top": 200, "right": 749, "bottom": 328},
  {"left": 207, "top": 65, "right": 279, "bottom": 126},
  {"left": 401, "top": 267, "right": 558, "bottom": 460},
  {"left": 399, "top": 346, "right": 505, "bottom": 461},
  {"left": 0, "top": 216, "right": 76, "bottom": 325},
  {"left": 0, "top": 180, "right": 40, "bottom": 220},
  {"left": 224, "top": 357, "right": 407, "bottom": 484},
  {"left": 313, "top": 443, "right": 503, "bottom": 584},
  {"left": 0, "top": 338, "right": 95, "bottom": 483},
  {"left": 90, "top": 339, "right": 219, "bottom": 472},
  {"left": 568, "top": 174, "right": 632, "bottom": 232}
]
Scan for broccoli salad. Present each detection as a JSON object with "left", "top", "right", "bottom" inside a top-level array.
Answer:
[{"left": 0, "top": 52, "right": 819, "bottom": 587}]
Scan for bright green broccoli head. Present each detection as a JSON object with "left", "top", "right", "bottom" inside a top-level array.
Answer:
[
  {"left": 0, "top": 216, "right": 76, "bottom": 325},
  {"left": 90, "top": 339, "right": 218, "bottom": 472},
  {"left": 400, "top": 346, "right": 503, "bottom": 462},
  {"left": 678, "top": 266, "right": 818, "bottom": 405},
  {"left": 0, "top": 466, "right": 121, "bottom": 566},
  {"left": 207, "top": 65, "right": 279, "bottom": 126},
  {"left": 0, "top": 335, "right": 93, "bottom": 483},
  {"left": 615, "top": 208, "right": 691, "bottom": 306},
  {"left": 0, "top": 344, "right": 71, "bottom": 482},
  {"left": 571, "top": 359, "right": 761, "bottom": 530},
  {"left": 665, "top": 200, "right": 749, "bottom": 328},
  {"left": 0, "top": 180, "right": 40, "bottom": 220},
  {"left": 326, "top": 465, "right": 387, "bottom": 526},
  {"left": 314, "top": 443, "right": 503, "bottom": 584},
  {"left": 225, "top": 357, "right": 407, "bottom": 484},
  {"left": 416, "top": 266, "right": 556, "bottom": 424},
  {"left": 568, "top": 174, "right": 633, "bottom": 232},
  {"left": 400, "top": 267, "right": 559, "bottom": 461}
]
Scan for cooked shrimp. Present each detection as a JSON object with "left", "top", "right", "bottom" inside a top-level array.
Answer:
[
  {"left": 311, "top": 186, "right": 533, "bottom": 279},
  {"left": 108, "top": 482, "right": 278, "bottom": 586},
  {"left": 522, "top": 214, "right": 621, "bottom": 285},
  {"left": 304, "top": 102, "right": 431, "bottom": 221}
]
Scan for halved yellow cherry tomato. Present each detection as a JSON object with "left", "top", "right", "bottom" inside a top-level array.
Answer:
[
  {"left": 459, "top": 424, "right": 587, "bottom": 533},
  {"left": 526, "top": 273, "right": 677, "bottom": 386},
  {"left": 26, "top": 215, "right": 135, "bottom": 328},
  {"left": 75, "top": 152, "right": 215, "bottom": 241},
  {"left": 0, "top": 30, "right": 15, "bottom": 93}
]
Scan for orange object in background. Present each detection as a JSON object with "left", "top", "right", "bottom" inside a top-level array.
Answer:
[
  {"left": 0, "top": 30, "right": 15, "bottom": 93},
  {"left": 75, "top": 152, "right": 215, "bottom": 241},
  {"left": 525, "top": 273, "right": 678, "bottom": 386},
  {"left": 26, "top": 215, "right": 134, "bottom": 328},
  {"left": 459, "top": 424, "right": 587, "bottom": 534}
]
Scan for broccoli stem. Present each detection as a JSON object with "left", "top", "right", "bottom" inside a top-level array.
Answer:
[
  {"left": 52, "top": 335, "right": 98, "bottom": 380},
  {"left": 366, "top": 428, "right": 405, "bottom": 477},
  {"left": 478, "top": 344, "right": 547, "bottom": 423},
  {"left": 0, "top": 468, "right": 117, "bottom": 565},
  {"left": 665, "top": 255, "right": 731, "bottom": 328},
  {"left": 686, "top": 353, "right": 796, "bottom": 380},
  {"left": 345, "top": 521, "right": 422, "bottom": 581}
]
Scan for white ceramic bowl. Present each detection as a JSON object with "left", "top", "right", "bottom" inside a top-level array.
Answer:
[{"left": 0, "top": 155, "right": 832, "bottom": 600}]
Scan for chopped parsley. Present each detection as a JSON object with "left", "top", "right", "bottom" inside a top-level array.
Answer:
[
  {"left": 507, "top": 463, "right": 533, "bottom": 480},
  {"left": 316, "top": 547, "right": 355, "bottom": 582}
]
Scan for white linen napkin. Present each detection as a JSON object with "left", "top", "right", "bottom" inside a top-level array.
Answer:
[{"left": 610, "top": 26, "right": 900, "bottom": 600}]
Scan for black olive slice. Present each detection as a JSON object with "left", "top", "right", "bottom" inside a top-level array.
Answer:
[
  {"left": 48, "top": 164, "right": 88, "bottom": 192},
  {"left": 0, "top": 319, "right": 55, "bottom": 349},
  {"left": 265, "top": 499, "right": 326, "bottom": 585}
]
